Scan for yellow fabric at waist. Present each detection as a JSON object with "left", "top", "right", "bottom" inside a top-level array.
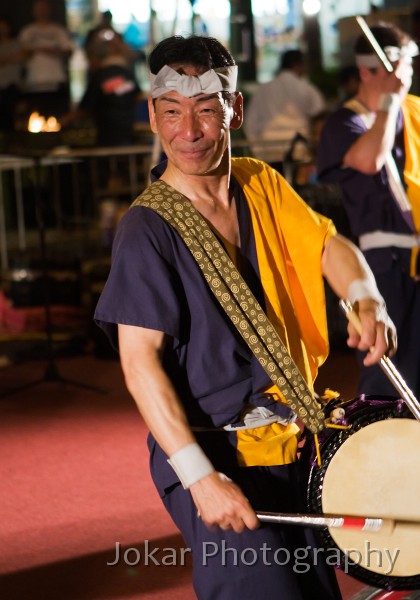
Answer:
[
  {"left": 236, "top": 421, "right": 301, "bottom": 467},
  {"left": 236, "top": 382, "right": 300, "bottom": 467}
]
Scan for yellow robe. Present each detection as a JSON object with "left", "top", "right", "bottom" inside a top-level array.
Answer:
[
  {"left": 401, "top": 94, "right": 420, "bottom": 232},
  {"left": 230, "top": 158, "right": 336, "bottom": 466}
]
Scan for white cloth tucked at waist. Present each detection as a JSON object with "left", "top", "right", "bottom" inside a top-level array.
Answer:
[{"left": 359, "top": 230, "right": 420, "bottom": 251}]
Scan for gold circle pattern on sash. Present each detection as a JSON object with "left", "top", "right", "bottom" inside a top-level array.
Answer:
[{"left": 133, "top": 180, "right": 325, "bottom": 433}]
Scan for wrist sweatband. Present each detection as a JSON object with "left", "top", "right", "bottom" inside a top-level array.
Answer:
[
  {"left": 377, "top": 93, "right": 400, "bottom": 113},
  {"left": 348, "top": 278, "right": 384, "bottom": 306},
  {"left": 167, "top": 443, "right": 215, "bottom": 489}
]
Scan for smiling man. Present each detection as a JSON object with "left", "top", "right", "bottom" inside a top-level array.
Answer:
[{"left": 94, "top": 35, "right": 396, "bottom": 600}]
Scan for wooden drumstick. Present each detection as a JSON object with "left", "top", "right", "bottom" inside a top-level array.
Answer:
[
  {"left": 257, "top": 511, "right": 395, "bottom": 534},
  {"left": 339, "top": 299, "right": 420, "bottom": 422},
  {"left": 355, "top": 16, "right": 394, "bottom": 73}
]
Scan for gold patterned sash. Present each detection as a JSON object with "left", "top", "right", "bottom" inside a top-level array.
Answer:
[{"left": 132, "top": 180, "right": 325, "bottom": 434}]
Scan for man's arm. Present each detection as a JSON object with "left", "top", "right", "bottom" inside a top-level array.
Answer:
[
  {"left": 118, "top": 323, "right": 259, "bottom": 533},
  {"left": 321, "top": 234, "right": 397, "bottom": 365},
  {"left": 343, "top": 104, "right": 399, "bottom": 174},
  {"left": 343, "top": 65, "right": 411, "bottom": 174}
]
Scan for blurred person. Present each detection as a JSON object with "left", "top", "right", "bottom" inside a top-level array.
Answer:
[
  {"left": 18, "top": 0, "right": 75, "bottom": 118},
  {"left": 0, "top": 15, "right": 24, "bottom": 132},
  {"left": 60, "top": 27, "right": 144, "bottom": 243},
  {"left": 243, "top": 49, "right": 326, "bottom": 167},
  {"left": 317, "top": 21, "right": 420, "bottom": 398},
  {"left": 84, "top": 10, "right": 136, "bottom": 75},
  {"left": 61, "top": 28, "right": 142, "bottom": 147}
]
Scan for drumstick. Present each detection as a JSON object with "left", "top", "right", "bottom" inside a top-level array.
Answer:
[
  {"left": 339, "top": 299, "right": 420, "bottom": 422},
  {"left": 257, "top": 511, "right": 395, "bottom": 534},
  {"left": 355, "top": 16, "right": 394, "bottom": 73}
]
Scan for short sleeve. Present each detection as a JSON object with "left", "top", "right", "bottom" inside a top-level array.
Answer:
[
  {"left": 317, "top": 108, "right": 366, "bottom": 183},
  {"left": 94, "top": 207, "right": 185, "bottom": 349}
]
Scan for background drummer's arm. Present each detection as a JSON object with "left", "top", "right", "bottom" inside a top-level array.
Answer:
[{"left": 321, "top": 234, "right": 396, "bottom": 364}]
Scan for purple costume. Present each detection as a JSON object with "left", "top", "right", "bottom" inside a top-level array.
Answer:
[
  {"left": 317, "top": 106, "right": 420, "bottom": 398},
  {"left": 94, "top": 165, "right": 341, "bottom": 599}
]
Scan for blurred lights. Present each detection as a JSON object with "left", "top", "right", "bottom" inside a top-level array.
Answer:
[
  {"left": 302, "top": 0, "right": 321, "bottom": 16},
  {"left": 251, "top": 0, "right": 290, "bottom": 18},
  {"left": 194, "top": 0, "right": 230, "bottom": 19},
  {"left": 98, "top": 0, "right": 151, "bottom": 23}
]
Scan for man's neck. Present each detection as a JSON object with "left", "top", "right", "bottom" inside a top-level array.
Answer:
[
  {"left": 354, "top": 88, "right": 380, "bottom": 113},
  {"left": 160, "top": 157, "right": 233, "bottom": 210},
  {"left": 159, "top": 158, "right": 240, "bottom": 249}
]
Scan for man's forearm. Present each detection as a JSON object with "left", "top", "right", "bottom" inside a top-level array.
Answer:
[{"left": 321, "top": 234, "right": 380, "bottom": 301}]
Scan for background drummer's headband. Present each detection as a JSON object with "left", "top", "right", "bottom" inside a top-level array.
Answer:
[
  {"left": 356, "top": 40, "right": 419, "bottom": 68},
  {"left": 150, "top": 65, "right": 238, "bottom": 98}
]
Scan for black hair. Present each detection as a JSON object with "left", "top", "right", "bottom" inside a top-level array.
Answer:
[
  {"left": 354, "top": 21, "right": 411, "bottom": 54},
  {"left": 280, "top": 49, "right": 304, "bottom": 71},
  {"left": 148, "top": 35, "right": 235, "bottom": 75},
  {"left": 338, "top": 64, "right": 360, "bottom": 85}
]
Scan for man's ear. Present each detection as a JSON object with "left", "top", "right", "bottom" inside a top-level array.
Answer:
[
  {"left": 358, "top": 65, "right": 372, "bottom": 83},
  {"left": 230, "top": 92, "right": 243, "bottom": 130},
  {"left": 148, "top": 97, "right": 158, "bottom": 133}
]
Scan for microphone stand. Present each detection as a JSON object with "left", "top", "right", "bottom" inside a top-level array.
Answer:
[{"left": 1, "top": 153, "right": 107, "bottom": 398}]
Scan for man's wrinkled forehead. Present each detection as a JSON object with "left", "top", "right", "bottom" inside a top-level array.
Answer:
[{"left": 150, "top": 64, "right": 238, "bottom": 99}]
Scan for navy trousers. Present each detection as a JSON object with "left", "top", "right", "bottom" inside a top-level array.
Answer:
[
  {"left": 358, "top": 247, "right": 420, "bottom": 398},
  {"left": 160, "top": 433, "right": 342, "bottom": 600}
]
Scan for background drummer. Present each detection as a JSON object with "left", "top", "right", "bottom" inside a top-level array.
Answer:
[
  {"left": 317, "top": 21, "right": 420, "bottom": 399},
  {"left": 94, "top": 34, "right": 396, "bottom": 600}
]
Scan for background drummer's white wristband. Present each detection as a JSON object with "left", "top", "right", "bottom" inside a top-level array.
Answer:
[
  {"left": 348, "top": 278, "right": 384, "bottom": 306},
  {"left": 168, "top": 443, "right": 215, "bottom": 489},
  {"left": 377, "top": 93, "right": 400, "bottom": 113}
]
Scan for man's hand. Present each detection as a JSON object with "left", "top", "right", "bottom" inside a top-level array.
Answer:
[
  {"left": 346, "top": 299, "right": 397, "bottom": 365},
  {"left": 190, "top": 472, "right": 260, "bottom": 533}
]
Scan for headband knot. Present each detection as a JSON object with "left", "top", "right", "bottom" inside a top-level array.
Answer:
[
  {"left": 150, "top": 65, "right": 238, "bottom": 98},
  {"left": 355, "top": 40, "right": 419, "bottom": 68}
]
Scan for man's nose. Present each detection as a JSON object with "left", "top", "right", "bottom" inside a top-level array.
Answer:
[{"left": 182, "top": 112, "right": 202, "bottom": 140}]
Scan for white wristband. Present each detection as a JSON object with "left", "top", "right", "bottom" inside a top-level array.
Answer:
[
  {"left": 347, "top": 278, "right": 384, "bottom": 306},
  {"left": 167, "top": 443, "right": 215, "bottom": 489},
  {"left": 377, "top": 93, "right": 400, "bottom": 113}
]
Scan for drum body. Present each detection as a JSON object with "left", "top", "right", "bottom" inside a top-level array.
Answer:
[{"left": 305, "top": 395, "right": 420, "bottom": 590}]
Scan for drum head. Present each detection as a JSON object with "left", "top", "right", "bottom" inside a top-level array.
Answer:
[
  {"left": 306, "top": 400, "right": 420, "bottom": 590},
  {"left": 323, "top": 419, "right": 420, "bottom": 578}
]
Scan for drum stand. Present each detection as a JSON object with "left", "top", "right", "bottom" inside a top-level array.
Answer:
[{"left": 0, "top": 155, "right": 107, "bottom": 398}]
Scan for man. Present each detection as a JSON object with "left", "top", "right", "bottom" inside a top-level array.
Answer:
[
  {"left": 60, "top": 28, "right": 142, "bottom": 147},
  {"left": 18, "top": 0, "right": 74, "bottom": 117},
  {"left": 95, "top": 35, "right": 395, "bottom": 599},
  {"left": 243, "top": 49, "right": 326, "bottom": 166},
  {"left": 317, "top": 22, "right": 420, "bottom": 398}
]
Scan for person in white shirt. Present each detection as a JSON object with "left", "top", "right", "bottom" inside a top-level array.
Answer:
[
  {"left": 243, "top": 49, "right": 326, "bottom": 166},
  {"left": 19, "top": 0, "right": 74, "bottom": 118}
]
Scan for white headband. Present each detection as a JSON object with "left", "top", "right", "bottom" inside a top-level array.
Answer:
[
  {"left": 150, "top": 65, "right": 238, "bottom": 98},
  {"left": 355, "top": 40, "right": 419, "bottom": 68}
]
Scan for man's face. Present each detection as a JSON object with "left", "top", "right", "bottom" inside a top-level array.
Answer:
[{"left": 148, "top": 65, "right": 242, "bottom": 177}]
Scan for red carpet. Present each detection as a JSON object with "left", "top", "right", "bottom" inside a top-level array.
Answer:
[{"left": 0, "top": 349, "right": 370, "bottom": 599}]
